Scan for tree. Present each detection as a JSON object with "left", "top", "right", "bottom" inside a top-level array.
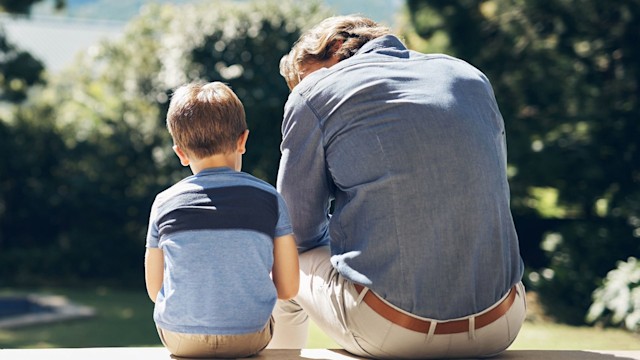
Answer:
[
  {"left": 0, "top": 0, "right": 48, "bottom": 258},
  {"left": 0, "top": 30, "right": 43, "bottom": 102},
  {"left": 0, "top": 0, "right": 64, "bottom": 14},
  {"left": 403, "top": 0, "right": 640, "bottom": 324},
  {"left": 0, "top": 0, "right": 50, "bottom": 104},
  {"left": 0, "top": 0, "right": 331, "bottom": 286},
  {"left": 0, "top": 0, "right": 66, "bottom": 102}
]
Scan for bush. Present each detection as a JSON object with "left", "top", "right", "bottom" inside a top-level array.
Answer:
[
  {"left": 0, "top": 0, "right": 330, "bottom": 286},
  {"left": 587, "top": 257, "right": 640, "bottom": 332}
]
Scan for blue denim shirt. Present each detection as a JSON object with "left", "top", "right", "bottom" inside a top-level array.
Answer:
[{"left": 276, "top": 35, "right": 524, "bottom": 320}]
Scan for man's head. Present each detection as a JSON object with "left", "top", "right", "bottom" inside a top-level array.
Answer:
[
  {"left": 280, "top": 15, "right": 390, "bottom": 90},
  {"left": 166, "top": 81, "right": 247, "bottom": 160}
]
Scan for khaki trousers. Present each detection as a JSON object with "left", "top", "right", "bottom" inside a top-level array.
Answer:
[
  {"left": 269, "top": 246, "right": 526, "bottom": 359},
  {"left": 157, "top": 317, "right": 273, "bottom": 359}
]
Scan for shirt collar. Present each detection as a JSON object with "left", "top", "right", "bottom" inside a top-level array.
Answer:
[{"left": 355, "top": 34, "right": 408, "bottom": 55}]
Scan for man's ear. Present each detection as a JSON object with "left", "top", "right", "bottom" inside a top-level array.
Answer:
[
  {"left": 329, "top": 39, "right": 344, "bottom": 58},
  {"left": 172, "top": 145, "right": 190, "bottom": 166},
  {"left": 237, "top": 130, "right": 249, "bottom": 155}
]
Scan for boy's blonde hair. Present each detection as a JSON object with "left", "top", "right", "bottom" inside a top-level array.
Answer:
[
  {"left": 280, "top": 15, "right": 390, "bottom": 90},
  {"left": 166, "top": 81, "right": 247, "bottom": 159}
]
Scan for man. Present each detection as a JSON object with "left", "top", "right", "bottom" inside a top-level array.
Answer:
[{"left": 270, "top": 15, "right": 526, "bottom": 359}]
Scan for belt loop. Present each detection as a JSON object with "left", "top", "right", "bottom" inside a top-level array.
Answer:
[
  {"left": 468, "top": 316, "right": 476, "bottom": 340},
  {"left": 356, "top": 286, "right": 368, "bottom": 305},
  {"left": 426, "top": 320, "right": 437, "bottom": 343}
]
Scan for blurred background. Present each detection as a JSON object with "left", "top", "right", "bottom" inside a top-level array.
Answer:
[{"left": 0, "top": 0, "right": 638, "bottom": 349}]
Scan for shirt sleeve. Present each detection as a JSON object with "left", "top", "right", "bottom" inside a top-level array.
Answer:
[
  {"left": 276, "top": 92, "right": 332, "bottom": 252},
  {"left": 275, "top": 193, "right": 294, "bottom": 238},
  {"left": 145, "top": 199, "right": 160, "bottom": 248}
]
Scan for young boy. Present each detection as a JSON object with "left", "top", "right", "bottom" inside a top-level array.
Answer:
[{"left": 144, "top": 81, "right": 299, "bottom": 358}]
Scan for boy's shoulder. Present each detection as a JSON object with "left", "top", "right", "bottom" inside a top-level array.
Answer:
[
  {"left": 234, "top": 171, "right": 278, "bottom": 192},
  {"left": 156, "top": 169, "right": 277, "bottom": 202}
]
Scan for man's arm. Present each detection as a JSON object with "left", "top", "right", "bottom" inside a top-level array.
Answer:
[
  {"left": 144, "top": 247, "right": 164, "bottom": 303},
  {"left": 277, "top": 92, "right": 332, "bottom": 251},
  {"left": 272, "top": 234, "right": 300, "bottom": 300}
]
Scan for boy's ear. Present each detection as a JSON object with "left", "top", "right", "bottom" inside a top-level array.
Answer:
[
  {"left": 237, "top": 130, "right": 249, "bottom": 155},
  {"left": 172, "top": 145, "right": 190, "bottom": 166}
]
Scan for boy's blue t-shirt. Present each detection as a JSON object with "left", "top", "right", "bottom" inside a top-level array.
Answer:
[{"left": 146, "top": 167, "right": 293, "bottom": 335}]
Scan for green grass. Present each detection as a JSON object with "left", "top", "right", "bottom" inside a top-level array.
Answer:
[
  {"left": 0, "top": 287, "right": 160, "bottom": 348},
  {"left": 308, "top": 314, "right": 640, "bottom": 350},
  {"left": 511, "top": 322, "right": 640, "bottom": 350},
  {"left": 1, "top": 287, "right": 639, "bottom": 350},
  {"left": 307, "top": 321, "right": 640, "bottom": 350}
]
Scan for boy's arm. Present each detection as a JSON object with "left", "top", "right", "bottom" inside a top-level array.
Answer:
[
  {"left": 272, "top": 234, "right": 300, "bottom": 300},
  {"left": 144, "top": 248, "right": 164, "bottom": 303}
]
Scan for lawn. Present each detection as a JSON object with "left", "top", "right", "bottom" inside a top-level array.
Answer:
[
  {"left": 308, "top": 319, "right": 640, "bottom": 350},
  {"left": 0, "top": 287, "right": 160, "bottom": 348},
  {"left": 0, "top": 287, "right": 638, "bottom": 350}
]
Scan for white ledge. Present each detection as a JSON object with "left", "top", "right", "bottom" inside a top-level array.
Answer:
[{"left": 0, "top": 348, "right": 639, "bottom": 360}]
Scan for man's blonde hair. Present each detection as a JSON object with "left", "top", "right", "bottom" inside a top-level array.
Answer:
[
  {"left": 166, "top": 81, "right": 247, "bottom": 159},
  {"left": 280, "top": 15, "right": 390, "bottom": 90}
]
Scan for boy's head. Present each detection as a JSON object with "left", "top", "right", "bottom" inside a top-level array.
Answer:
[{"left": 166, "top": 81, "right": 247, "bottom": 160}]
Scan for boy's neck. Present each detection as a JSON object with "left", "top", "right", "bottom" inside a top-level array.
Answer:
[{"left": 189, "top": 153, "right": 240, "bottom": 174}]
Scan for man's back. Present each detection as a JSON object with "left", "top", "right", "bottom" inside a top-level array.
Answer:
[{"left": 282, "top": 35, "right": 523, "bottom": 319}]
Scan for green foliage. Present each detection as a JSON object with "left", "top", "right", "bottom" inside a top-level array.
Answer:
[
  {"left": 0, "top": 0, "right": 330, "bottom": 286},
  {"left": 0, "top": 0, "right": 64, "bottom": 14},
  {"left": 403, "top": 0, "right": 640, "bottom": 324},
  {"left": 588, "top": 257, "right": 640, "bottom": 332},
  {"left": 0, "top": 30, "right": 44, "bottom": 103}
]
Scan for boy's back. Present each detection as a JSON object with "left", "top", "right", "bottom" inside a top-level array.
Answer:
[
  {"left": 144, "top": 81, "right": 298, "bottom": 358},
  {"left": 147, "top": 167, "right": 292, "bottom": 335}
]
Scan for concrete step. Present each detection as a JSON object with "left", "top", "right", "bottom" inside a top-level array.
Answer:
[{"left": 0, "top": 348, "right": 639, "bottom": 360}]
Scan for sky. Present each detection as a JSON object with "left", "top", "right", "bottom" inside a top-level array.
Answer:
[
  {"left": 33, "top": 0, "right": 403, "bottom": 25},
  {"left": 2, "top": 0, "right": 403, "bottom": 72}
]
